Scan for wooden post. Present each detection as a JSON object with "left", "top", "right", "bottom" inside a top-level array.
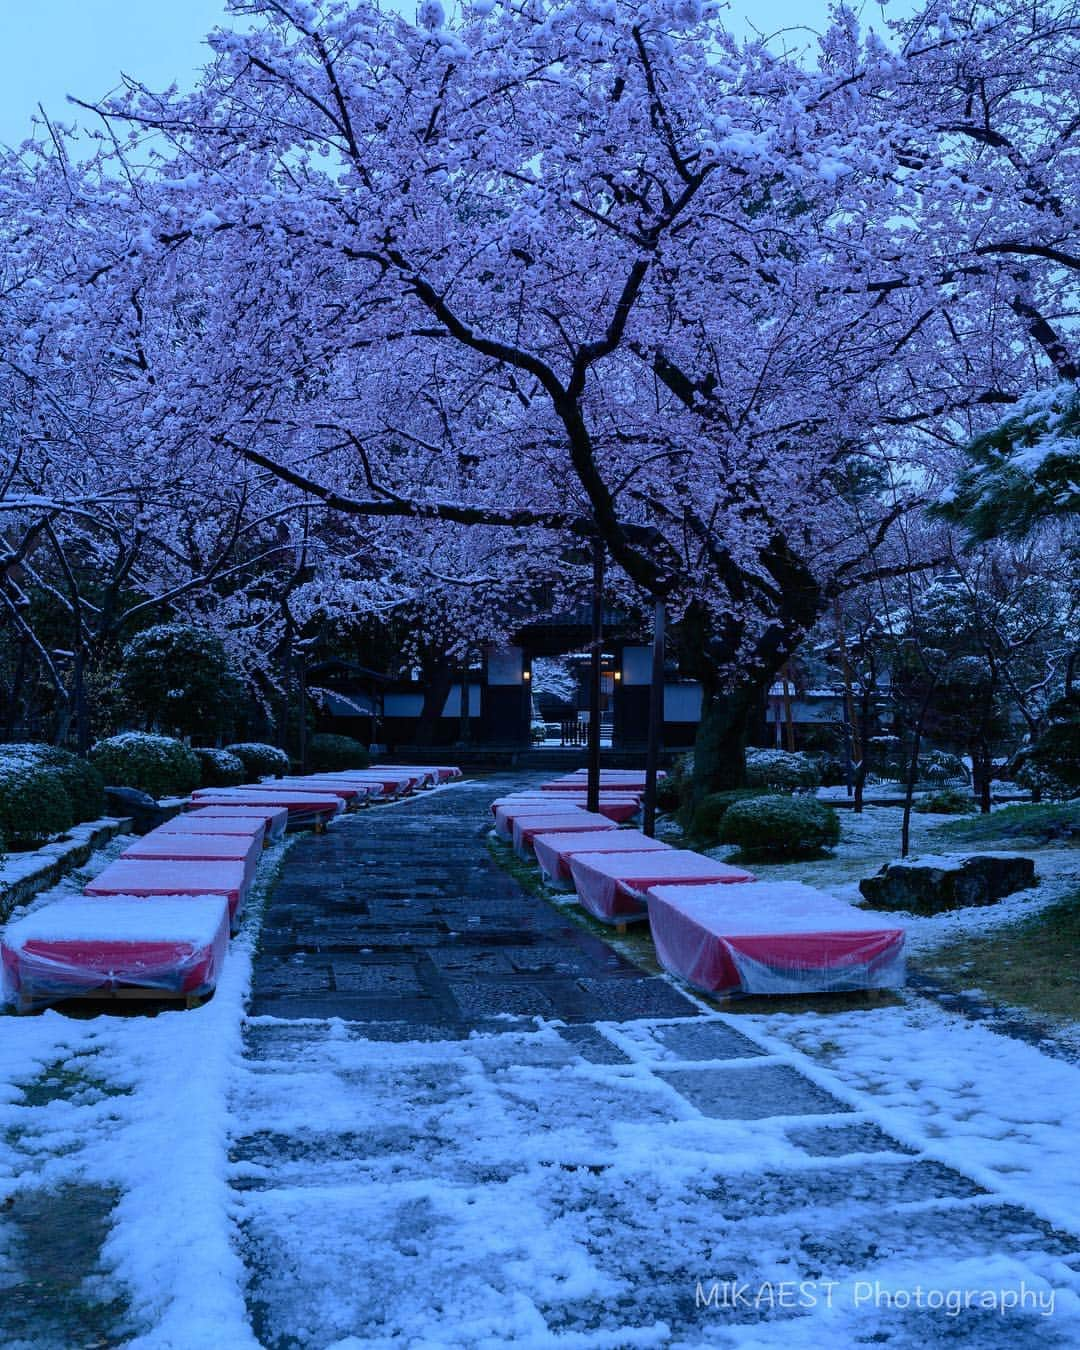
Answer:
[
  {"left": 643, "top": 598, "right": 665, "bottom": 837},
  {"left": 587, "top": 538, "right": 604, "bottom": 814}
]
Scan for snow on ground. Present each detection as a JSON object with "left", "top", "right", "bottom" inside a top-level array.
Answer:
[
  {"left": 743, "top": 1000, "right": 1080, "bottom": 1236},
  {"left": 0, "top": 838, "right": 292, "bottom": 1349}
]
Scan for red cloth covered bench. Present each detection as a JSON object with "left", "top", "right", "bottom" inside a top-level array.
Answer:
[
  {"left": 2, "top": 894, "right": 230, "bottom": 1012},
  {"left": 120, "top": 831, "right": 261, "bottom": 888},
  {"left": 510, "top": 810, "right": 618, "bottom": 856},
  {"left": 185, "top": 804, "right": 288, "bottom": 840},
  {"left": 84, "top": 858, "right": 248, "bottom": 922},
  {"left": 531, "top": 828, "right": 671, "bottom": 886},
  {"left": 568, "top": 849, "right": 754, "bottom": 924},
  {"left": 646, "top": 880, "right": 906, "bottom": 995}
]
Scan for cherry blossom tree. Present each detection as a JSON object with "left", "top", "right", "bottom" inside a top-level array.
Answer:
[{"left": 6, "top": 0, "right": 1077, "bottom": 791}]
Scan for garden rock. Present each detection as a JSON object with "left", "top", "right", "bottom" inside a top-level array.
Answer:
[{"left": 859, "top": 853, "right": 1037, "bottom": 913}]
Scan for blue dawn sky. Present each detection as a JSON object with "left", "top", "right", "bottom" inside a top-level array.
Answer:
[{"left": 0, "top": 0, "right": 905, "bottom": 148}]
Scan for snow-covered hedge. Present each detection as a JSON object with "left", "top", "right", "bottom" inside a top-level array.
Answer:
[
  {"left": 307, "top": 733, "right": 370, "bottom": 772},
  {"left": 195, "top": 747, "right": 246, "bottom": 788},
  {"left": 2, "top": 743, "right": 105, "bottom": 822},
  {"left": 719, "top": 794, "right": 840, "bottom": 858},
  {"left": 690, "top": 788, "right": 769, "bottom": 842},
  {"left": 745, "top": 748, "right": 822, "bottom": 791},
  {"left": 226, "top": 742, "right": 290, "bottom": 778},
  {"left": 91, "top": 733, "right": 201, "bottom": 799},
  {"left": 0, "top": 756, "right": 75, "bottom": 846}
]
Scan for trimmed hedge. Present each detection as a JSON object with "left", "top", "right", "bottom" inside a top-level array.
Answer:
[
  {"left": 2, "top": 744, "right": 105, "bottom": 823},
  {"left": 307, "top": 733, "right": 370, "bottom": 772},
  {"left": 719, "top": 794, "right": 841, "bottom": 859},
  {"left": 196, "top": 747, "right": 246, "bottom": 788},
  {"left": 0, "top": 757, "right": 75, "bottom": 845},
  {"left": 690, "top": 789, "right": 770, "bottom": 843},
  {"left": 226, "top": 742, "right": 290, "bottom": 779},
  {"left": 91, "top": 733, "right": 201, "bottom": 799},
  {"left": 745, "top": 748, "right": 822, "bottom": 791},
  {"left": 914, "top": 788, "right": 976, "bottom": 815}
]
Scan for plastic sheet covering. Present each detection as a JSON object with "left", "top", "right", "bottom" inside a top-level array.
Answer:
[
  {"left": 531, "top": 829, "right": 671, "bottom": 885},
  {"left": 84, "top": 858, "right": 248, "bottom": 921},
  {"left": 646, "top": 880, "right": 905, "bottom": 995},
  {"left": 276, "top": 777, "right": 371, "bottom": 804},
  {"left": 490, "top": 793, "right": 641, "bottom": 819},
  {"left": 569, "top": 851, "right": 754, "bottom": 924},
  {"left": 542, "top": 771, "right": 664, "bottom": 791},
  {"left": 1, "top": 894, "right": 230, "bottom": 1011},
  {"left": 158, "top": 814, "right": 269, "bottom": 843},
  {"left": 492, "top": 797, "right": 641, "bottom": 832},
  {"left": 190, "top": 789, "right": 345, "bottom": 825},
  {"left": 372, "top": 765, "right": 439, "bottom": 788},
  {"left": 511, "top": 811, "right": 618, "bottom": 857},
  {"left": 308, "top": 773, "right": 412, "bottom": 796},
  {"left": 121, "top": 830, "right": 261, "bottom": 888},
  {"left": 186, "top": 805, "right": 288, "bottom": 841}
]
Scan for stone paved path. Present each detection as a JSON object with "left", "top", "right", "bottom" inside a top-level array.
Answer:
[
  {"left": 231, "top": 778, "right": 1080, "bottom": 1347},
  {"left": 249, "top": 775, "right": 695, "bottom": 1030}
]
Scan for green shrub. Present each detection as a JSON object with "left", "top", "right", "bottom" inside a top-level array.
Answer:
[
  {"left": 196, "top": 747, "right": 246, "bottom": 787},
  {"left": 1, "top": 744, "right": 105, "bottom": 823},
  {"left": 690, "top": 789, "right": 770, "bottom": 843},
  {"left": 919, "top": 750, "right": 969, "bottom": 784},
  {"left": 656, "top": 752, "right": 693, "bottom": 813},
  {"left": 119, "top": 623, "right": 240, "bottom": 739},
  {"left": 745, "top": 748, "right": 822, "bottom": 791},
  {"left": 914, "top": 788, "right": 976, "bottom": 815},
  {"left": 307, "top": 733, "right": 370, "bottom": 772},
  {"left": 91, "top": 733, "right": 201, "bottom": 799},
  {"left": 719, "top": 794, "right": 841, "bottom": 859},
  {"left": 226, "top": 742, "right": 290, "bottom": 779},
  {"left": 0, "top": 757, "right": 74, "bottom": 845}
]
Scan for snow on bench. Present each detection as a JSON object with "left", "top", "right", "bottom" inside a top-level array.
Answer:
[
  {"left": 646, "top": 879, "right": 905, "bottom": 996},
  {"left": 568, "top": 849, "right": 754, "bottom": 925},
  {"left": 120, "top": 830, "right": 262, "bottom": 888},
  {"left": 541, "top": 770, "right": 664, "bottom": 791},
  {"left": 185, "top": 804, "right": 288, "bottom": 841},
  {"left": 492, "top": 796, "right": 640, "bottom": 834},
  {"left": 2, "top": 894, "right": 230, "bottom": 1012},
  {"left": 190, "top": 788, "right": 345, "bottom": 829},
  {"left": 510, "top": 810, "right": 618, "bottom": 857},
  {"left": 307, "top": 772, "right": 415, "bottom": 797},
  {"left": 532, "top": 828, "right": 672, "bottom": 887},
  {"left": 262, "top": 778, "right": 372, "bottom": 806},
  {"left": 84, "top": 858, "right": 249, "bottom": 922},
  {"left": 159, "top": 813, "right": 270, "bottom": 843}
]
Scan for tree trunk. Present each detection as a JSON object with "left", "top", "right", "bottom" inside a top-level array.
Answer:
[
  {"left": 414, "top": 657, "right": 454, "bottom": 746},
  {"left": 901, "top": 687, "right": 936, "bottom": 858},
  {"left": 692, "top": 680, "right": 768, "bottom": 799}
]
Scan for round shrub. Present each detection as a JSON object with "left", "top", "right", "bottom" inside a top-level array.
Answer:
[
  {"left": 91, "top": 733, "right": 201, "bottom": 799},
  {"left": 690, "top": 789, "right": 770, "bottom": 843},
  {"left": 914, "top": 788, "right": 976, "bottom": 815},
  {"left": 307, "top": 733, "right": 370, "bottom": 772},
  {"left": 196, "top": 747, "right": 246, "bottom": 788},
  {"left": 119, "top": 623, "right": 239, "bottom": 739},
  {"left": 0, "top": 757, "right": 74, "bottom": 846},
  {"left": 719, "top": 794, "right": 841, "bottom": 859},
  {"left": 1, "top": 744, "right": 105, "bottom": 823},
  {"left": 745, "top": 748, "right": 822, "bottom": 791},
  {"left": 226, "top": 742, "right": 290, "bottom": 779}
]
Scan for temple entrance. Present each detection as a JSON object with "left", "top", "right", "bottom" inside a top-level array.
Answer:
[{"left": 530, "top": 652, "right": 616, "bottom": 748}]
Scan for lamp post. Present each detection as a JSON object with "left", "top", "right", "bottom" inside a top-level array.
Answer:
[
  {"left": 587, "top": 536, "right": 604, "bottom": 814},
  {"left": 643, "top": 598, "right": 666, "bottom": 836}
]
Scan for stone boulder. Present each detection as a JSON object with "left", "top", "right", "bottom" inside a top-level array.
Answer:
[{"left": 859, "top": 853, "right": 1037, "bottom": 914}]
